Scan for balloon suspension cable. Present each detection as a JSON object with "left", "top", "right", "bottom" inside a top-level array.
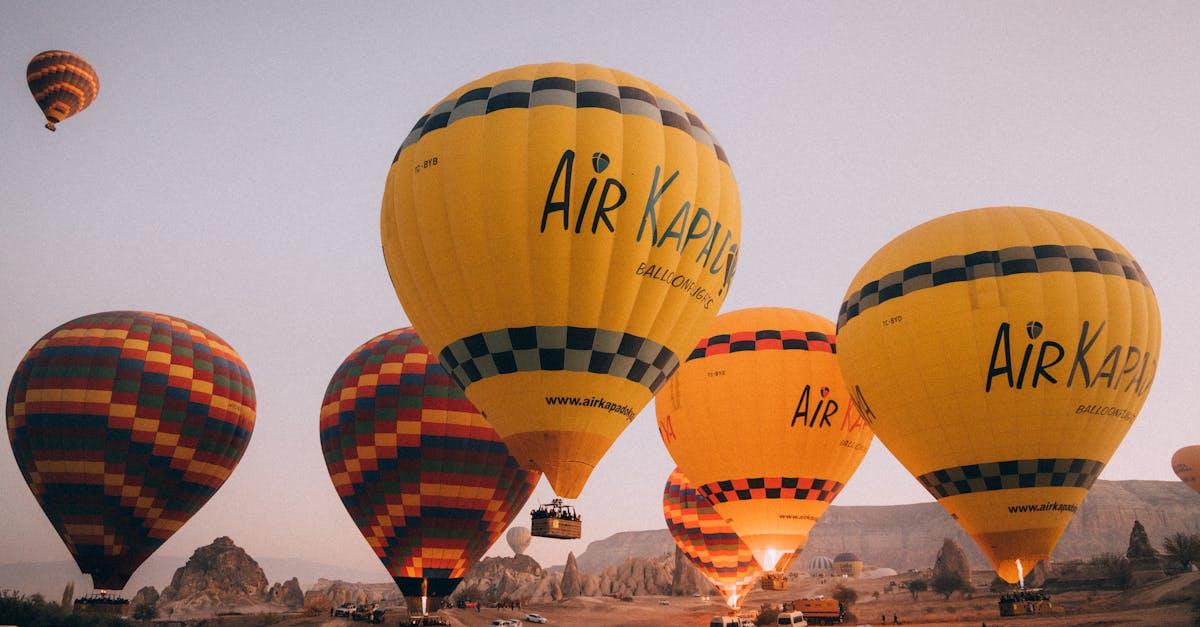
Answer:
[
  {"left": 726, "top": 593, "right": 740, "bottom": 609},
  {"left": 1016, "top": 559, "right": 1025, "bottom": 590},
  {"left": 420, "top": 595, "right": 427, "bottom": 616}
]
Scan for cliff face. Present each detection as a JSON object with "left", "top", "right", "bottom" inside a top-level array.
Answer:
[{"left": 575, "top": 530, "right": 674, "bottom": 573}]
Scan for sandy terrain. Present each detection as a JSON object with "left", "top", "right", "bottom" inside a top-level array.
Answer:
[{"left": 174, "top": 572, "right": 1198, "bottom": 626}]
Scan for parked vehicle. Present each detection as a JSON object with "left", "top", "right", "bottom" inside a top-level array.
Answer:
[
  {"left": 785, "top": 598, "right": 844, "bottom": 624},
  {"left": 776, "top": 611, "right": 808, "bottom": 626},
  {"left": 332, "top": 602, "right": 356, "bottom": 617},
  {"left": 524, "top": 613, "right": 549, "bottom": 623},
  {"left": 351, "top": 603, "right": 385, "bottom": 623}
]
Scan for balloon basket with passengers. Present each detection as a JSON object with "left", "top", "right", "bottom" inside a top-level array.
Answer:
[
  {"left": 530, "top": 498, "right": 582, "bottom": 540},
  {"left": 998, "top": 588, "right": 1052, "bottom": 617},
  {"left": 73, "top": 592, "right": 130, "bottom": 617}
]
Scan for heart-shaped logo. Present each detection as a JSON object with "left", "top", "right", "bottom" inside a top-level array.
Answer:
[
  {"left": 591, "top": 152, "right": 610, "bottom": 173},
  {"left": 820, "top": 387, "right": 830, "bottom": 398},
  {"left": 1026, "top": 321, "right": 1043, "bottom": 340}
]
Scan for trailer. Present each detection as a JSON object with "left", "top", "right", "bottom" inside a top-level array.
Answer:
[{"left": 784, "top": 598, "right": 844, "bottom": 625}]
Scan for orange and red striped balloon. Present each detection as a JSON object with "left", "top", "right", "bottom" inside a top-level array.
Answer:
[
  {"left": 27, "top": 50, "right": 99, "bottom": 131},
  {"left": 664, "top": 467, "right": 761, "bottom": 608}
]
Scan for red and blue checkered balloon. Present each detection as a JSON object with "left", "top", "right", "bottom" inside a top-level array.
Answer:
[{"left": 6, "top": 311, "right": 255, "bottom": 590}]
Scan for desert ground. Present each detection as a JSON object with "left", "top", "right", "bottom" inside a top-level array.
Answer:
[{"left": 162, "top": 571, "right": 1199, "bottom": 626}]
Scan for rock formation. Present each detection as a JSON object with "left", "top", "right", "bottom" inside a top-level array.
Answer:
[
  {"left": 267, "top": 577, "right": 303, "bottom": 608},
  {"left": 131, "top": 586, "right": 159, "bottom": 611},
  {"left": 560, "top": 552, "right": 582, "bottom": 598},
  {"left": 1125, "top": 519, "right": 1166, "bottom": 584},
  {"left": 451, "top": 555, "right": 544, "bottom": 604},
  {"left": 671, "top": 546, "right": 712, "bottom": 596},
  {"left": 302, "top": 579, "right": 403, "bottom": 614},
  {"left": 932, "top": 538, "right": 972, "bottom": 583},
  {"left": 156, "top": 537, "right": 305, "bottom": 618},
  {"left": 592, "top": 553, "right": 674, "bottom": 597}
]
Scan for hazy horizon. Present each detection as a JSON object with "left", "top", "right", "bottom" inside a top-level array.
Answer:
[{"left": 3, "top": 2, "right": 1198, "bottom": 589}]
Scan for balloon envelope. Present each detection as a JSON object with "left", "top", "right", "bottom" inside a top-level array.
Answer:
[
  {"left": 6, "top": 311, "right": 255, "bottom": 590},
  {"left": 1173, "top": 446, "right": 1200, "bottom": 496},
  {"left": 320, "top": 328, "right": 539, "bottom": 610},
  {"left": 836, "top": 206, "right": 1160, "bottom": 583},
  {"left": 27, "top": 50, "right": 99, "bottom": 131},
  {"left": 381, "top": 62, "right": 741, "bottom": 498},
  {"left": 663, "top": 467, "right": 761, "bottom": 608},
  {"left": 656, "top": 307, "right": 873, "bottom": 572},
  {"left": 506, "top": 526, "right": 532, "bottom": 556}
]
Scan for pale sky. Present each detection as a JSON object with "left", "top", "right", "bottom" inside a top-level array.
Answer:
[{"left": 2, "top": 2, "right": 1199, "bottom": 584}]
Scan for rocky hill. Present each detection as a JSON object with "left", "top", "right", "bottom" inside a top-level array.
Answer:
[{"left": 156, "top": 537, "right": 304, "bottom": 619}]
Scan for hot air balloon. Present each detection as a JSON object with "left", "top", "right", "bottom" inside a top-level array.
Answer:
[
  {"left": 380, "top": 63, "right": 742, "bottom": 517},
  {"left": 1172, "top": 446, "right": 1200, "bottom": 496},
  {"left": 836, "top": 206, "right": 1160, "bottom": 584},
  {"left": 320, "top": 328, "right": 539, "bottom": 616},
  {"left": 506, "top": 526, "right": 532, "bottom": 556},
  {"left": 663, "top": 467, "right": 761, "bottom": 609},
  {"left": 6, "top": 311, "right": 255, "bottom": 591},
  {"left": 27, "top": 50, "right": 99, "bottom": 131},
  {"left": 656, "top": 307, "right": 873, "bottom": 589}
]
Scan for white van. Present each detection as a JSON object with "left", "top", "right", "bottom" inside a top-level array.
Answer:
[
  {"left": 709, "top": 617, "right": 754, "bottom": 627},
  {"left": 776, "top": 611, "right": 808, "bottom": 626}
]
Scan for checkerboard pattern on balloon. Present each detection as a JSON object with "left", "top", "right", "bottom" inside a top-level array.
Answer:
[
  {"left": 320, "top": 328, "right": 538, "bottom": 584},
  {"left": 5, "top": 311, "right": 255, "bottom": 589},
  {"left": 663, "top": 468, "right": 761, "bottom": 602}
]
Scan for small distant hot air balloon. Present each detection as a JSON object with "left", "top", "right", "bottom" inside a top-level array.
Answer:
[
  {"left": 837, "top": 206, "right": 1160, "bottom": 584},
  {"left": 6, "top": 311, "right": 255, "bottom": 591},
  {"left": 506, "top": 526, "right": 532, "bottom": 556},
  {"left": 663, "top": 467, "right": 761, "bottom": 609},
  {"left": 656, "top": 307, "right": 874, "bottom": 589},
  {"left": 1173, "top": 446, "right": 1200, "bottom": 496},
  {"left": 320, "top": 328, "right": 539, "bottom": 616},
  {"left": 27, "top": 50, "right": 99, "bottom": 131},
  {"left": 380, "top": 63, "right": 742, "bottom": 516}
]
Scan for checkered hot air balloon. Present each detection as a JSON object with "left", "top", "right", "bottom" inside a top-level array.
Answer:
[
  {"left": 27, "top": 50, "right": 99, "bottom": 131},
  {"left": 320, "top": 328, "right": 539, "bottom": 615},
  {"left": 664, "top": 467, "right": 762, "bottom": 609},
  {"left": 6, "top": 311, "right": 255, "bottom": 591}
]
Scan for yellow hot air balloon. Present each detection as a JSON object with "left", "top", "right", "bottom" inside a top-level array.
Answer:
[
  {"left": 1172, "top": 446, "right": 1200, "bottom": 496},
  {"left": 381, "top": 63, "right": 741, "bottom": 501},
  {"left": 836, "top": 206, "right": 1160, "bottom": 584},
  {"left": 655, "top": 307, "right": 873, "bottom": 585}
]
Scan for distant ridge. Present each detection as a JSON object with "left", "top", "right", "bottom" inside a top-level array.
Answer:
[
  {"left": 575, "top": 480, "right": 1200, "bottom": 573},
  {"left": 0, "top": 555, "right": 386, "bottom": 599}
]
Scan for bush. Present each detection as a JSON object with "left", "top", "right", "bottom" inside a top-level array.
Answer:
[
  {"left": 755, "top": 607, "right": 779, "bottom": 625},
  {"left": 833, "top": 583, "right": 858, "bottom": 608},
  {"left": 930, "top": 570, "right": 970, "bottom": 600},
  {"left": 1091, "top": 553, "right": 1134, "bottom": 590},
  {"left": 132, "top": 601, "right": 158, "bottom": 620},
  {"left": 0, "top": 590, "right": 124, "bottom": 627},
  {"left": 907, "top": 579, "right": 927, "bottom": 600},
  {"left": 1164, "top": 533, "right": 1200, "bottom": 572}
]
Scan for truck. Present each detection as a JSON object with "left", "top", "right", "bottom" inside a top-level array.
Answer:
[{"left": 783, "top": 598, "right": 844, "bottom": 625}]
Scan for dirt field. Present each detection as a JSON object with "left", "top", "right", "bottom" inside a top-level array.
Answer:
[{"left": 178, "top": 572, "right": 1199, "bottom": 626}]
